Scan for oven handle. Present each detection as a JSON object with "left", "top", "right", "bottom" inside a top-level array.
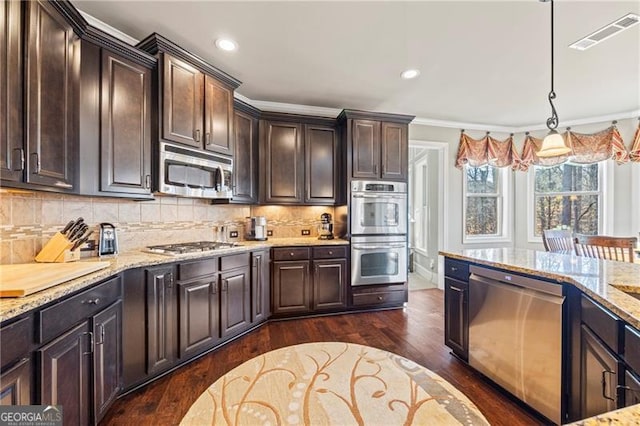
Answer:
[
  {"left": 353, "top": 244, "right": 406, "bottom": 250},
  {"left": 352, "top": 194, "right": 405, "bottom": 199}
]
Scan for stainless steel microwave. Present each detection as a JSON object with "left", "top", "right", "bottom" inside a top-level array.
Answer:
[{"left": 157, "top": 142, "right": 233, "bottom": 199}]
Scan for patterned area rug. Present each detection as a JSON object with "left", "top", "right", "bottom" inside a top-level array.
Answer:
[{"left": 181, "top": 342, "right": 489, "bottom": 425}]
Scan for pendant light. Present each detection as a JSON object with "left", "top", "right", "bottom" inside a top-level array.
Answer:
[{"left": 537, "top": 0, "right": 572, "bottom": 158}]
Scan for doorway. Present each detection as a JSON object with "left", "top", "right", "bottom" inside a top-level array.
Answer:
[{"left": 407, "top": 141, "right": 449, "bottom": 290}]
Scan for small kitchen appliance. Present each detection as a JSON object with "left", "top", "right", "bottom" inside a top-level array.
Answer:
[
  {"left": 245, "top": 216, "right": 268, "bottom": 241},
  {"left": 318, "top": 213, "right": 334, "bottom": 240},
  {"left": 98, "top": 223, "right": 118, "bottom": 256}
]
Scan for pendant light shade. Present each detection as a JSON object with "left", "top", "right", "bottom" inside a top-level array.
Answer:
[{"left": 536, "top": 0, "right": 572, "bottom": 158}]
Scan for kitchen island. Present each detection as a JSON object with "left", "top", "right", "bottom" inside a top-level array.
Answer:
[{"left": 440, "top": 248, "right": 640, "bottom": 425}]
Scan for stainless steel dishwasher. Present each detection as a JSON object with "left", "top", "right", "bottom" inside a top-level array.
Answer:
[{"left": 468, "top": 265, "right": 565, "bottom": 424}]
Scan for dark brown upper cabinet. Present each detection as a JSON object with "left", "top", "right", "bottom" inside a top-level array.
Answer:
[
  {"left": 100, "top": 50, "right": 152, "bottom": 196},
  {"left": 231, "top": 99, "right": 260, "bottom": 204},
  {"left": 338, "top": 110, "right": 414, "bottom": 182},
  {"left": 0, "top": 0, "right": 23, "bottom": 183},
  {"left": 260, "top": 113, "right": 339, "bottom": 205},
  {"left": 260, "top": 120, "right": 304, "bottom": 204},
  {"left": 25, "top": 0, "right": 80, "bottom": 190},
  {"left": 162, "top": 54, "right": 204, "bottom": 148},
  {"left": 137, "top": 34, "right": 241, "bottom": 156}
]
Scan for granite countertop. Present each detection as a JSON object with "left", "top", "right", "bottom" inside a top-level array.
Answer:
[
  {"left": 440, "top": 248, "right": 640, "bottom": 330},
  {"left": 440, "top": 248, "right": 640, "bottom": 424},
  {"left": 0, "top": 237, "right": 349, "bottom": 323}
]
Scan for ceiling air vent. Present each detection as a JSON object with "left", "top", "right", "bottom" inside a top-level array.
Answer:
[{"left": 569, "top": 13, "right": 639, "bottom": 51}]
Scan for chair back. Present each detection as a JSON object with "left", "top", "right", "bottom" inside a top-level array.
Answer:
[
  {"left": 574, "top": 234, "right": 638, "bottom": 263},
  {"left": 542, "top": 229, "right": 574, "bottom": 253}
]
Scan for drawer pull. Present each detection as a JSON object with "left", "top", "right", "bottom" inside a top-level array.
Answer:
[
  {"left": 328, "top": 251, "right": 333, "bottom": 255},
  {"left": 290, "top": 252, "right": 295, "bottom": 256},
  {"left": 377, "top": 296, "right": 383, "bottom": 301},
  {"left": 84, "top": 298, "right": 100, "bottom": 305},
  {"left": 451, "top": 267, "right": 458, "bottom": 272}
]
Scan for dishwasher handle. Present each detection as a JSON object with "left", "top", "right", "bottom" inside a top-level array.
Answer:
[
  {"left": 470, "top": 265, "right": 563, "bottom": 297},
  {"left": 470, "top": 273, "right": 565, "bottom": 303}
]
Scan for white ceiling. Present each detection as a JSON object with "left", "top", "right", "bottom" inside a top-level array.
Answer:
[{"left": 74, "top": 1, "right": 640, "bottom": 128}]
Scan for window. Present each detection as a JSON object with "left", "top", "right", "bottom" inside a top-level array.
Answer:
[
  {"left": 531, "top": 163, "right": 602, "bottom": 236},
  {"left": 463, "top": 165, "right": 511, "bottom": 242}
]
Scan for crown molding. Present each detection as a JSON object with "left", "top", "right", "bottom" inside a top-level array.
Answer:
[
  {"left": 509, "top": 109, "right": 640, "bottom": 133},
  {"left": 78, "top": 10, "right": 139, "bottom": 46}
]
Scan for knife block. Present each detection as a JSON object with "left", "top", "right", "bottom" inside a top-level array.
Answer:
[{"left": 35, "top": 232, "right": 81, "bottom": 263}]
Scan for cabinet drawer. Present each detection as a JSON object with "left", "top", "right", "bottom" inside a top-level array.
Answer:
[
  {"left": 581, "top": 294, "right": 621, "bottom": 353},
  {"left": 352, "top": 287, "right": 406, "bottom": 307},
  {"left": 624, "top": 325, "right": 640, "bottom": 373},
  {"left": 220, "top": 253, "right": 250, "bottom": 271},
  {"left": 313, "top": 246, "right": 347, "bottom": 259},
  {"left": 1, "top": 316, "right": 34, "bottom": 369},
  {"left": 272, "top": 247, "right": 310, "bottom": 261},
  {"left": 178, "top": 258, "right": 217, "bottom": 281},
  {"left": 38, "top": 276, "right": 122, "bottom": 344},
  {"left": 444, "top": 258, "right": 469, "bottom": 282}
]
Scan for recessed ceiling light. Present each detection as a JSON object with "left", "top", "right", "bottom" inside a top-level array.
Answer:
[
  {"left": 215, "top": 38, "right": 237, "bottom": 52},
  {"left": 401, "top": 69, "right": 420, "bottom": 79}
]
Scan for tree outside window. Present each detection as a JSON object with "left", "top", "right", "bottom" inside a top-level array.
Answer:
[
  {"left": 533, "top": 163, "right": 600, "bottom": 236},
  {"left": 464, "top": 165, "right": 501, "bottom": 236}
]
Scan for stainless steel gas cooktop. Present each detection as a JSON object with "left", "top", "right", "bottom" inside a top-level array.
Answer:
[{"left": 144, "top": 241, "right": 239, "bottom": 256}]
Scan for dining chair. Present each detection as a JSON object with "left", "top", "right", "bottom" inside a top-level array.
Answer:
[
  {"left": 573, "top": 234, "right": 638, "bottom": 263},
  {"left": 542, "top": 229, "right": 574, "bottom": 253}
]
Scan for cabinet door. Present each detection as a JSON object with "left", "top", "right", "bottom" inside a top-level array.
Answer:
[
  {"left": 313, "top": 259, "right": 347, "bottom": 310},
  {"left": 0, "top": 0, "right": 23, "bottom": 182},
  {"left": 178, "top": 279, "right": 219, "bottom": 358},
  {"left": 260, "top": 121, "right": 303, "bottom": 203},
  {"left": 233, "top": 110, "right": 258, "bottom": 204},
  {"left": 25, "top": 0, "right": 79, "bottom": 189},
  {"left": 305, "top": 125, "right": 337, "bottom": 204},
  {"left": 100, "top": 50, "right": 151, "bottom": 195},
  {"left": 272, "top": 261, "right": 311, "bottom": 315},
  {"left": 381, "top": 122, "right": 407, "bottom": 180},
  {"left": 444, "top": 278, "right": 468, "bottom": 360},
  {"left": 39, "top": 321, "right": 92, "bottom": 426},
  {"left": 220, "top": 267, "right": 251, "bottom": 338},
  {"left": 162, "top": 53, "right": 203, "bottom": 147},
  {"left": 93, "top": 301, "right": 122, "bottom": 423},
  {"left": 204, "top": 75, "right": 233, "bottom": 155},
  {"left": 624, "top": 370, "right": 640, "bottom": 408},
  {"left": 251, "top": 251, "right": 270, "bottom": 323},
  {"left": 0, "top": 357, "right": 32, "bottom": 406},
  {"left": 352, "top": 119, "right": 380, "bottom": 179},
  {"left": 580, "top": 324, "right": 621, "bottom": 418},
  {"left": 146, "top": 266, "right": 177, "bottom": 375}
]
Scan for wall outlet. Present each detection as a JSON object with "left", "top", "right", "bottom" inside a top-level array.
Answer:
[
  {"left": 267, "top": 230, "right": 273, "bottom": 237},
  {"left": 301, "top": 229, "right": 311, "bottom": 236},
  {"left": 229, "top": 230, "right": 239, "bottom": 238},
  {"left": 80, "top": 240, "right": 97, "bottom": 252}
]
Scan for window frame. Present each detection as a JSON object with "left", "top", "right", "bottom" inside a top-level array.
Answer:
[
  {"left": 462, "top": 164, "right": 513, "bottom": 244},
  {"left": 527, "top": 161, "right": 609, "bottom": 243}
]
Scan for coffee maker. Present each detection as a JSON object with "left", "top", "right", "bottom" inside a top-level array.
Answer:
[
  {"left": 245, "top": 216, "right": 268, "bottom": 241},
  {"left": 318, "top": 213, "right": 334, "bottom": 240},
  {"left": 98, "top": 223, "right": 118, "bottom": 256}
]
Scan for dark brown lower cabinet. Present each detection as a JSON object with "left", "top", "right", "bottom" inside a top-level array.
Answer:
[
  {"left": 93, "top": 301, "right": 122, "bottom": 423},
  {"left": 39, "top": 321, "right": 92, "bottom": 426},
  {"left": 444, "top": 277, "right": 468, "bottom": 361},
  {"left": 312, "top": 259, "right": 347, "bottom": 310},
  {"left": 251, "top": 250, "right": 270, "bottom": 323},
  {"left": 272, "top": 260, "right": 311, "bottom": 315},
  {"left": 178, "top": 278, "right": 219, "bottom": 358},
  {"left": 146, "top": 266, "right": 177, "bottom": 376},
  {"left": 624, "top": 371, "right": 640, "bottom": 407},
  {"left": 220, "top": 267, "right": 251, "bottom": 338},
  {"left": 0, "top": 357, "right": 32, "bottom": 405},
  {"left": 580, "top": 324, "right": 621, "bottom": 418}
]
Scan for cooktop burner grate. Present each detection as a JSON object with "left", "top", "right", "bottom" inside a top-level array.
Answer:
[{"left": 144, "top": 241, "right": 239, "bottom": 256}]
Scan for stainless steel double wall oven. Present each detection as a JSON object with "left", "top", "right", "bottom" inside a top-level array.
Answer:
[{"left": 350, "top": 180, "right": 408, "bottom": 286}]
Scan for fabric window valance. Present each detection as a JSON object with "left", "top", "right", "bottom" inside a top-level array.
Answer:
[{"left": 456, "top": 123, "right": 634, "bottom": 171}]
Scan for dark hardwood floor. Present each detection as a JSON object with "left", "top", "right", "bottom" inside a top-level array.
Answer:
[{"left": 101, "top": 289, "right": 549, "bottom": 425}]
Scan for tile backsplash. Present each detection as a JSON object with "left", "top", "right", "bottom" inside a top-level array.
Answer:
[{"left": 0, "top": 189, "right": 338, "bottom": 264}]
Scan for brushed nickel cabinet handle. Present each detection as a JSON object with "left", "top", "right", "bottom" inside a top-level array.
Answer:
[
  {"left": 206, "top": 132, "right": 211, "bottom": 145},
  {"left": 145, "top": 174, "right": 151, "bottom": 189},
  {"left": 84, "top": 298, "right": 100, "bottom": 305},
  {"left": 602, "top": 370, "right": 616, "bottom": 401},
  {"left": 195, "top": 129, "right": 201, "bottom": 142},
  {"left": 30, "top": 153, "right": 40, "bottom": 174},
  {"left": 377, "top": 296, "right": 383, "bottom": 301},
  {"left": 13, "top": 148, "right": 24, "bottom": 171}
]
